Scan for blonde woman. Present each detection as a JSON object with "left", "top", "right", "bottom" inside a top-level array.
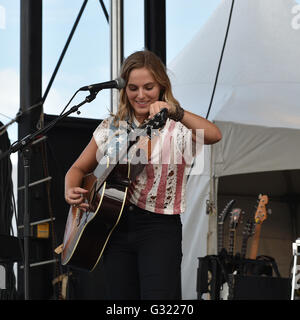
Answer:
[{"left": 65, "top": 50, "right": 221, "bottom": 299}]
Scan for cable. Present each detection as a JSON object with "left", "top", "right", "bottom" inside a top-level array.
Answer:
[
  {"left": 98, "top": 0, "right": 109, "bottom": 23},
  {"left": 42, "top": 0, "right": 88, "bottom": 104},
  {"left": 205, "top": 0, "right": 235, "bottom": 120},
  {"left": 58, "top": 90, "right": 81, "bottom": 116}
]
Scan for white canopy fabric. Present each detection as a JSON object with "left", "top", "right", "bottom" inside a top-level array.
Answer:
[{"left": 168, "top": 0, "right": 300, "bottom": 299}]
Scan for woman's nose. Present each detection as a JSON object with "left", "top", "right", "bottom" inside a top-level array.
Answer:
[{"left": 137, "top": 88, "right": 145, "bottom": 98}]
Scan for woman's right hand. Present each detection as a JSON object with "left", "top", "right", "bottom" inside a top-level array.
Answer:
[{"left": 65, "top": 187, "right": 89, "bottom": 211}]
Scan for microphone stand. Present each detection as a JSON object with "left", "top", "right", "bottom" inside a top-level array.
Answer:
[
  {"left": 0, "top": 91, "right": 97, "bottom": 300},
  {"left": 0, "top": 101, "right": 43, "bottom": 136}
]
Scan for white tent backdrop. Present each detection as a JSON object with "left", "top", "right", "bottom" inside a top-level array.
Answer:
[{"left": 168, "top": 0, "right": 300, "bottom": 299}]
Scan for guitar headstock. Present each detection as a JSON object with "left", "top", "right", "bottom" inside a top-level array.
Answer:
[
  {"left": 218, "top": 199, "right": 235, "bottom": 223},
  {"left": 127, "top": 108, "right": 168, "bottom": 146},
  {"left": 229, "top": 208, "right": 243, "bottom": 229},
  {"left": 254, "top": 194, "right": 269, "bottom": 224},
  {"left": 140, "top": 108, "right": 168, "bottom": 133}
]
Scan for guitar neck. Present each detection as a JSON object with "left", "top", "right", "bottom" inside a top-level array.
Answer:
[
  {"left": 249, "top": 223, "right": 262, "bottom": 259},
  {"left": 217, "top": 222, "right": 225, "bottom": 254},
  {"left": 96, "top": 134, "right": 143, "bottom": 188},
  {"left": 217, "top": 200, "right": 236, "bottom": 254},
  {"left": 241, "top": 235, "right": 249, "bottom": 258},
  {"left": 228, "top": 229, "right": 236, "bottom": 256},
  {"left": 103, "top": 119, "right": 161, "bottom": 182}
]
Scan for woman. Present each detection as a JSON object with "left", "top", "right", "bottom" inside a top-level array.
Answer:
[{"left": 64, "top": 50, "right": 222, "bottom": 299}]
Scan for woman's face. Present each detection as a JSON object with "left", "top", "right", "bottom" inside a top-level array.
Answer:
[{"left": 126, "top": 67, "right": 161, "bottom": 122}]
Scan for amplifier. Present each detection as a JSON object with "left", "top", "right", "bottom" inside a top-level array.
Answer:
[
  {"left": 197, "top": 255, "right": 291, "bottom": 300},
  {"left": 228, "top": 274, "right": 291, "bottom": 300}
]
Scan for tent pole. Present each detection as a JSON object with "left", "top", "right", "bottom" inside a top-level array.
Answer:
[
  {"left": 110, "top": 0, "right": 124, "bottom": 114},
  {"left": 144, "top": 0, "right": 166, "bottom": 65},
  {"left": 207, "top": 144, "right": 218, "bottom": 255}
]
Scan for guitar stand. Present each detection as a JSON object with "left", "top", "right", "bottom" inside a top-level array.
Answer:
[{"left": 291, "top": 238, "right": 300, "bottom": 300}]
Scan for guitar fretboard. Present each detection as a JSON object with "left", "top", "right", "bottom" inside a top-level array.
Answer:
[
  {"left": 249, "top": 223, "right": 262, "bottom": 259},
  {"left": 217, "top": 200, "right": 236, "bottom": 254},
  {"left": 217, "top": 222, "right": 225, "bottom": 254},
  {"left": 241, "top": 233, "right": 248, "bottom": 258},
  {"left": 228, "top": 229, "right": 236, "bottom": 256}
]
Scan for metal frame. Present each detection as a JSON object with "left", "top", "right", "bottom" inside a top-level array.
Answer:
[
  {"left": 144, "top": 0, "right": 166, "bottom": 64},
  {"left": 110, "top": 0, "right": 124, "bottom": 114},
  {"left": 291, "top": 239, "right": 300, "bottom": 300}
]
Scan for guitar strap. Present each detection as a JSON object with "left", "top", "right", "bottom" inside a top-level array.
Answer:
[
  {"left": 52, "top": 272, "right": 72, "bottom": 300},
  {"left": 147, "top": 138, "right": 152, "bottom": 162}
]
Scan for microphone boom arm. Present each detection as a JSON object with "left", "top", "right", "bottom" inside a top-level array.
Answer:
[{"left": 0, "top": 91, "right": 97, "bottom": 161}]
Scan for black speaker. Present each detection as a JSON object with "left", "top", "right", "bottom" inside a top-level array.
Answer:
[
  {"left": 197, "top": 254, "right": 291, "bottom": 300},
  {"left": 0, "top": 235, "right": 22, "bottom": 262},
  {"left": 228, "top": 274, "right": 291, "bottom": 300}
]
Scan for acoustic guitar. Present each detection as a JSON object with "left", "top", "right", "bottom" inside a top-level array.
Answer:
[{"left": 59, "top": 109, "right": 168, "bottom": 271}]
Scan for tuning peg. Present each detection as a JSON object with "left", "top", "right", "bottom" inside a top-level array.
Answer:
[{"left": 267, "top": 208, "right": 272, "bottom": 215}]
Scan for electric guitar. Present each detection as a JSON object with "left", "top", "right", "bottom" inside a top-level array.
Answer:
[
  {"left": 228, "top": 208, "right": 243, "bottom": 256},
  {"left": 219, "top": 207, "right": 242, "bottom": 300},
  {"left": 217, "top": 199, "right": 235, "bottom": 254},
  {"left": 59, "top": 109, "right": 168, "bottom": 271},
  {"left": 249, "top": 194, "right": 269, "bottom": 260}
]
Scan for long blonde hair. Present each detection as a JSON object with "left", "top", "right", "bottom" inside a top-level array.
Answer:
[{"left": 114, "top": 50, "right": 180, "bottom": 125}]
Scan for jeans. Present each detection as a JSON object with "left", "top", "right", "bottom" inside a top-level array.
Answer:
[{"left": 102, "top": 203, "right": 182, "bottom": 300}]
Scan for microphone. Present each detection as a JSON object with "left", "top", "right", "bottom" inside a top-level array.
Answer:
[{"left": 79, "top": 77, "right": 126, "bottom": 92}]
